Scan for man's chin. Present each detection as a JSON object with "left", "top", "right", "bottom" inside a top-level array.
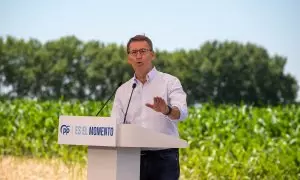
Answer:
[{"left": 132, "top": 65, "right": 152, "bottom": 74}]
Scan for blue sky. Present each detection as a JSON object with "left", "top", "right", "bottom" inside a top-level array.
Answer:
[{"left": 1, "top": 0, "right": 299, "bottom": 99}]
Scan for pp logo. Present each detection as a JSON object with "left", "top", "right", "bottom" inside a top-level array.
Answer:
[{"left": 60, "top": 125, "right": 70, "bottom": 135}]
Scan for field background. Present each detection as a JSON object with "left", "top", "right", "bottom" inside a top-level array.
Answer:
[{"left": 0, "top": 99, "right": 299, "bottom": 179}]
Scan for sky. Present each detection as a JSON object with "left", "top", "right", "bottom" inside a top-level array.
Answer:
[{"left": 1, "top": 0, "right": 299, "bottom": 99}]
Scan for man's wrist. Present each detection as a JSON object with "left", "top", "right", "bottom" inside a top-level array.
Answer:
[{"left": 163, "top": 105, "right": 172, "bottom": 115}]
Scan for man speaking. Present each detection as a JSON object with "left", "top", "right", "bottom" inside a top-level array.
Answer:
[{"left": 111, "top": 34, "right": 188, "bottom": 180}]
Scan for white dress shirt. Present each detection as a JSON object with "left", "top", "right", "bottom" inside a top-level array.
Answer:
[{"left": 111, "top": 67, "right": 188, "bottom": 138}]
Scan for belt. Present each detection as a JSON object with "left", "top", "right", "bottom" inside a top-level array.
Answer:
[{"left": 141, "top": 148, "right": 178, "bottom": 156}]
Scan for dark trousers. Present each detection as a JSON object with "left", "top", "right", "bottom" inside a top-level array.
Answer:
[{"left": 140, "top": 148, "right": 180, "bottom": 180}]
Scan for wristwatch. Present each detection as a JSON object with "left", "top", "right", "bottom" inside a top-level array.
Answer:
[{"left": 164, "top": 105, "right": 172, "bottom": 115}]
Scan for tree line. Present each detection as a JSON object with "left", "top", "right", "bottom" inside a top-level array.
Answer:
[{"left": 0, "top": 35, "right": 298, "bottom": 106}]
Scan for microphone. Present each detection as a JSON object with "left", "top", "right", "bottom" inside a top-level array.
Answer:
[
  {"left": 95, "top": 81, "right": 122, "bottom": 116},
  {"left": 123, "top": 83, "right": 137, "bottom": 124}
]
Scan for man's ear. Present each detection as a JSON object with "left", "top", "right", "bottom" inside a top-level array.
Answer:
[
  {"left": 151, "top": 51, "right": 156, "bottom": 60},
  {"left": 127, "top": 58, "right": 131, "bottom": 65}
]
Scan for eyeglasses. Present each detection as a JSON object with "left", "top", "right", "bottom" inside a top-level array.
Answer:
[{"left": 128, "top": 48, "right": 151, "bottom": 56}]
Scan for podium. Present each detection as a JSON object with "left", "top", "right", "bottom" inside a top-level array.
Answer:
[{"left": 57, "top": 115, "right": 188, "bottom": 180}]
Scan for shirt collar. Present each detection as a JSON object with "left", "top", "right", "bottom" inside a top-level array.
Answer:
[{"left": 133, "top": 66, "right": 157, "bottom": 84}]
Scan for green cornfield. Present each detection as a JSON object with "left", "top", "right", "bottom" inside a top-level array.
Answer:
[{"left": 0, "top": 99, "right": 299, "bottom": 179}]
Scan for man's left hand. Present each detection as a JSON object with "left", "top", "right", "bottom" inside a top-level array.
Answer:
[{"left": 145, "top": 96, "right": 168, "bottom": 114}]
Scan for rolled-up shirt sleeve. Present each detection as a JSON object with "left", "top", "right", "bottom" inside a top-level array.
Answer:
[{"left": 168, "top": 77, "right": 188, "bottom": 121}]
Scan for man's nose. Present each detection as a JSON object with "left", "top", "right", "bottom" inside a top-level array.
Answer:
[{"left": 136, "top": 52, "right": 143, "bottom": 58}]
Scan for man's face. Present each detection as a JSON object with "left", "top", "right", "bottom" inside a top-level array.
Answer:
[{"left": 127, "top": 41, "right": 155, "bottom": 75}]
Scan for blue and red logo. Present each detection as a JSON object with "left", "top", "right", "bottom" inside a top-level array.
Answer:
[{"left": 60, "top": 125, "right": 70, "bottom": 135}]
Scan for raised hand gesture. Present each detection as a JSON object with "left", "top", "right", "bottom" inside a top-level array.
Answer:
[{"left": 145, "top": 96, "right": 169, "bottom": 114}]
